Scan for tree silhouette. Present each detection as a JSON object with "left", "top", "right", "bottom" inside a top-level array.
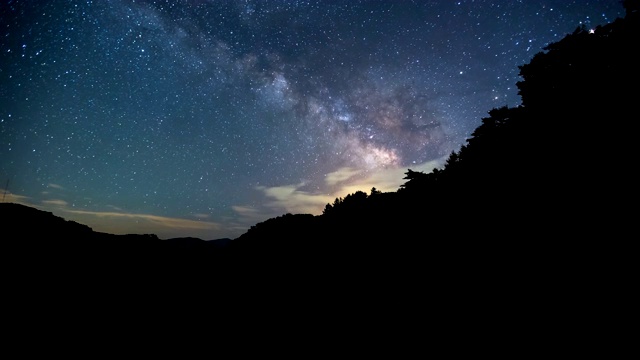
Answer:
[{"left": 398, "top": 169, "right": 428, "bottom": 191}]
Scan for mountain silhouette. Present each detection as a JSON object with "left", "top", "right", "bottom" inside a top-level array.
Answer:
[{"left": 1, "top": 9, "right": 636, "bottom": 346}]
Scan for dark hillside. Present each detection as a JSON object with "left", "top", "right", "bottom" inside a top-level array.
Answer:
[
  {"left": 231, "top": 9, "right": 639, "bottom": 274},
  {"left": 1, "top": 10, "right": 636, "bottom": 325},
  {"left": 0, "top": 202, "right": 231, "bottom": 274}
]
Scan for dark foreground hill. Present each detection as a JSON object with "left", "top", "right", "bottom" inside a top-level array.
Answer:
[{"left": 1, "top": 8, "right": 636, "bottom": 350}]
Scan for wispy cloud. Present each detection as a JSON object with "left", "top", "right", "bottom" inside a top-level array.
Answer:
[
  {"left": 59, "top": 208, "right": 225, "bottom": 239},
  {"left": 325, "top": 167, "right": 360, "bottom": 186},
  {"left": 42, "top": 199, "right": 68, "bottom": 206},
  {"left": 231, "top": 205, "right": 270, "bottom": 228},
  {"left": 232, "top": 205, "right": 261, "bottom": 218},
  {"left": 256, "top": 183, "right": 334, "bottom": 215},
  {"left": 65, "top": 209, "right": 220, "bottom": 229},
  {"left": 1, "top": 192, "right": 31, "bottom": 204}
]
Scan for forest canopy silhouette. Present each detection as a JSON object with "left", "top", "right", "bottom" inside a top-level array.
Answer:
[{"left": 236, "top": 5, "right": 639, "bottom": 246}]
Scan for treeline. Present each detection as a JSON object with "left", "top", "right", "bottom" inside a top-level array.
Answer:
[{"left": 234, "top": 6, "right": 639, "bottom": 257}]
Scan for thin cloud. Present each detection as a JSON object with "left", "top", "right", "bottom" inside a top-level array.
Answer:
[
  {"left": 256, "top": 184, "right": 334, "bottom": 215},
  {"left": 232, "top": 205, "right": 261, "bottom": 218},
  {"left": 42, "top": 199, "right": 69, "bottom": 206},
  {"left": 1, "top": 193, "right": 31, "bottom": 204},
  {"left": 64, "top": 209, "right": 220, "bottom": 230},
  {"left": 231, "top": 205, "right": 271, "bottom": 227},
  {"left": 56, "top": 208, "right": 226, "bottom": 239},
  {"left": 325, "top": 167, "right": 360, "bottom": 186},
  {"left": 106, "top": 205, "right": 125, "bottom": 212}
]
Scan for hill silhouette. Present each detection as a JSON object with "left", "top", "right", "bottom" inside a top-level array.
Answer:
[
  {"left": 1, "top": 8, "right": 637, "bottom": 343},
  {"left": 3, "top": 8, "right": 637, "bottom": 269},
  {"left": 232, "top": 7, "right": 639, "bottom": 263}
]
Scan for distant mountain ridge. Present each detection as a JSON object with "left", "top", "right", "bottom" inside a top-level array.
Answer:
[
  {"left": 0, "top": 202, "right": 233, "bottom": 272},
  {"left": 0, "top": 202, "right": 231, "bottom": 242}
]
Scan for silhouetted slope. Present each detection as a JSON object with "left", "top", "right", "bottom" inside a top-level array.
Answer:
[
  {"left": 442, "top": 11, "right": 640, "bottom": 239},
  {"left": 233, "top": 10, "right": 639, "bottom": 263},
  {"left": 0, "top": 202, "right": 232, "bottom": 273},
  {"left": 1, "top": 202, "right": 94, "bottom": 235}
]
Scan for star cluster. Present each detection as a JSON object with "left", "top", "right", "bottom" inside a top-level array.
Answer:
[{"left": 0, "top": 1, "right": 622, "bottom": 239}]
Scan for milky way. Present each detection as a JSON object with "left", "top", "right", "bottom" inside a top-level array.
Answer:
[{"left": 0, "top": 1, "right": 622, "bottom": 239}]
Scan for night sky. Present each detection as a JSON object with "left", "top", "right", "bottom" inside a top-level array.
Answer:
[{"left": 0, "top": 1, "right": 623, "bottom": 240}]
